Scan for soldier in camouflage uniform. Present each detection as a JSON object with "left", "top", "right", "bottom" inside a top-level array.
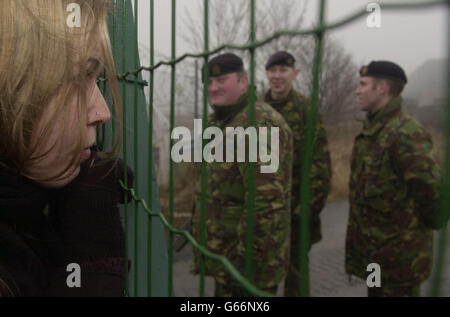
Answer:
[
  {"left": 190, "top": 53, "right": 293, "bottom": 296},
  {"left": 262, "top": 51, "right": 332, "bottom": 296},
  {"left": 346, "top": 61, "right": 446, "bottom": 297}
]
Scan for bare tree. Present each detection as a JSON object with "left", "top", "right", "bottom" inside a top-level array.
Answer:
[
  {"left": 182, "top": 0, "right": 251, "bottom": 51},
  {"left": 316, "top": 40, "right": 360, "bottom": 122},
  {"left": 180, "top": 0, "right": 359, "bottom": 120},
  {"left": 181, "top": 0, "right": 309, "bottom": 86}
]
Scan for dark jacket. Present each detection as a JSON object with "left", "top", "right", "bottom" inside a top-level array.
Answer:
[
  {"left": 0, "top": 169, "right": 63, "bottom": 296},
  {"left": 0, "top": 153, "right": 132, "bottom": 296}
]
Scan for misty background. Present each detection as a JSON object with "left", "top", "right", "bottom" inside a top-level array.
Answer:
[{"left": 131, "top": 0, "right": 447, "bottom": 118}]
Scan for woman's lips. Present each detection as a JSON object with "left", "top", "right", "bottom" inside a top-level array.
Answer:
[{"left": 82, "top": 148, "right": 91, "bottom": 160}]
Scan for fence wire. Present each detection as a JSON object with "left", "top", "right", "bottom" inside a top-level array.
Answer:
[{"left": 101, "top": 0, "right": 450, "bottom": 297}]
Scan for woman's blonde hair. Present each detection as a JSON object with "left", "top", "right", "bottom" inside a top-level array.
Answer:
[{"left": 0, "top": 0, "right": 121, "bottom": 180}]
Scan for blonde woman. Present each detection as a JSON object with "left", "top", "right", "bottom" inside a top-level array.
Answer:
[{"left": 0, "top": 0, "right": 132, "bottom": 296}]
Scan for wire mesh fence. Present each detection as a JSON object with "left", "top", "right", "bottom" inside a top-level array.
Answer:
[{"left": 99, "top": 0, "right": 449, "bottom": 297}]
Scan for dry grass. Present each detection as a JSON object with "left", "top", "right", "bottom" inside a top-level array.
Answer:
[
  {"left": 432, "top": 131, "right": 446, "bottom": 168},
  {"left": 324, "top": 120, "right": 445, "bottom": 201},
  {"left": 324, "top": 120, "right": 362, "bottom": 201},
  {"left": 158, "top": 162, "right": 200, "bottom": 229}
]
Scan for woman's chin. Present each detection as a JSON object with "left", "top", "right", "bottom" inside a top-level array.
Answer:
[{"left": 34, "top": 165, "right": 81, "bottom": 189}]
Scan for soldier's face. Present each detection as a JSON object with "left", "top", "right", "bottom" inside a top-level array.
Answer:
[
  {"left": 208, "top": 72, "right": 248, "bottom": 106},
  {"left": 356, "top": 77, "right": 381, "bottom": 112},
  {"left": 266, "top": 65, "right": 299, "bottom": 99}
]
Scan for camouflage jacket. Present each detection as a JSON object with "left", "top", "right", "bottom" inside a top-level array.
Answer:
[
  {"left": 263, "top": 89, "right": 331, "bottom": 245},
  {"left": 345, "top": 96, "right": 444, "bottom": 285},
  {"left": 191, "top": 93, "right": 293, "bottom": 290}
]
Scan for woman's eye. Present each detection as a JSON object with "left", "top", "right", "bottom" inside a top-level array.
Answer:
[
  {"left": 87, "top": 68, "right": 99, "bottom": 78},
  {"left": 85, "top": 60, "right": 103, "bottom": 79}
]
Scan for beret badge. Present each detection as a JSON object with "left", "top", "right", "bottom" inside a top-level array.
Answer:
[
  {"left": 212, "top": 65, "right": 221, "bottom": 76},
  {"left": 360, "top": 66, "right": 369, "bottom": 75}
]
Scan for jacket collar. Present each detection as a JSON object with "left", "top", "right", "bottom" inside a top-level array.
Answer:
[
  {"left": 211, "top": 92, "right": 249, "bottom": 122},
  {"left": 362, "top": 96, "right": 402, "bottom": 137},
  {"left": 0, "top": 169, "right": 52, "bottom": 222},
  {"left": 264, "top": 88, "right": 295, "bottom": 109}
]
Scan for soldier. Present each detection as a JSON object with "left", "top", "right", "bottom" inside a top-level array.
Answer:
[
  {"left": 345, "top": 60, "right": 446, "bottom": 297},
  {"left": 262, "top": 51, "right": 332, "bottom": 296},
  {"left": 190, "top": 53, "right": 293, "bottom": 296}
]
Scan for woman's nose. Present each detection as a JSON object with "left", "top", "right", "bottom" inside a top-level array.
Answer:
[{"left": 88, "top": 85, "right": 111, "bottom": 126}]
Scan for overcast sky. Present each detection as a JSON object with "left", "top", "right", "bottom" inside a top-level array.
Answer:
[{"left": 133, "top": 0, "right": 448, "bottom": 76}]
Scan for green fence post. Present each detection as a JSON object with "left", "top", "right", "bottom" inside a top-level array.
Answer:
[
  {"left": 245, "top": 0, "right": 256, "bottom": 286},
  {"left": 195, "top": 60, "right": 199, "bottom": 119},
  {"left": 121, "top": 0, "right": 129, "bottom": 297},
  {"left": 133, "top": 0, "right": 140, "bottom": 296},
  {"left": 298, "top": 0, "right": 327, "bottom": 297},
  {"left": 108, "top": 0, "right": 169, "bottom": 297},
  {"left": 199, "top": 0, "right": 209, "bottom": 297},
  {"left": 168, "top": 0, "right": 177, "bottom": 298},
  {"left": 147, "top": 0, "right": 155, "bottom": 298},
  {"left": 431, "top": 11, "right": 450, "bottom": 295},
  {"left": 111, "top": 0, "right": 117, "bottom": 149}
]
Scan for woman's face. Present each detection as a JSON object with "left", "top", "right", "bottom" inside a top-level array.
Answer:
[{"left": 25, "top": 42, "right": 111, "bottom": 188}]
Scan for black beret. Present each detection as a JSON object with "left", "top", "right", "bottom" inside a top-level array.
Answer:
[
  {"left": 359, "top": 61, "right": 407, "bottom": 84},
  {"left": 202, "top": 53, "right": 244, "bottom": 82},
  {"left": 265, "top": 51, "right": 296, "bottom": 70}
]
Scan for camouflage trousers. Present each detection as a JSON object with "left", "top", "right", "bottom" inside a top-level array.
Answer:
[
  {"left": 367, "top": 284, "right": 421, "bottom": 297},
  {"left": 284, "top": 214, "right": 312, "bottom": 297},
  {"left": 215, "top": 279, "right": 277, "bottom": 297}
]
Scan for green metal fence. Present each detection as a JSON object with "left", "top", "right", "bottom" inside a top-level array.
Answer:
[{"left": 100, "top": 0, "right": 449, "bottom": 297}]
